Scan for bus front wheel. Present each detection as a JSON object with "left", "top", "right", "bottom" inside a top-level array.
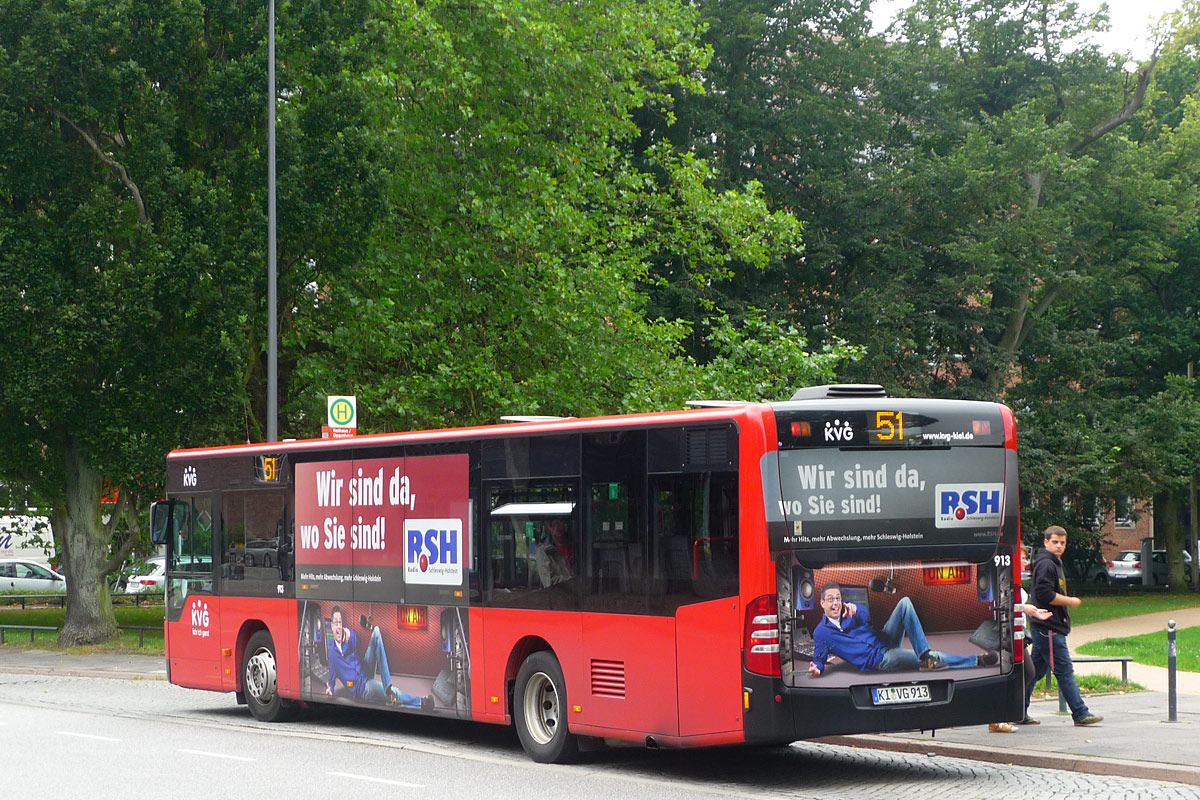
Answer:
[
  {"left": 243, "top": 630, "right": 293, "bottom": 722},
  {"left": 514, "top": 651, "right": 578, "bottom": 763}
]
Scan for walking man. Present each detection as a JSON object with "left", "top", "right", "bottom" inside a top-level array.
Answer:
[{"left": 1024, "top": 525, "right": 1102, "bottom": 726}]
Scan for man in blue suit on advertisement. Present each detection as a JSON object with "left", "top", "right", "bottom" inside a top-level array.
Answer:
[
  {"left": 326, "top": 606, "right": 433, "bottom": 710},
  {"left": 808, "top": 583, "right": 997, "bottom": 676}
]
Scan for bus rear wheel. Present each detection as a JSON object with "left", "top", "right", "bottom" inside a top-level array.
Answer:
[
  {"left": 243, "top": 631, "right": 293, "bottom": 722},
  {"left": 514, "top": 651, "right": 578, "bottom": 763}
]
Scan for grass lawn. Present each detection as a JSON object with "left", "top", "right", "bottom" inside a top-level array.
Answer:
[
  {"left": 1031, "top": 672, "right": 1145, "bottom": 698},
  {"left": 0, "top": 604, "right": 164, "bottom": 654},
  {"left": 1078, "top": 626, "right": 1200, "bottom": 671},
  {"left": 1066, "top": 593, "right": 1200, "bottom": 627}
]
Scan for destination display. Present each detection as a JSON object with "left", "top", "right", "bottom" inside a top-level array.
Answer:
[{"left": 775, "top": 406, "right": 1006, "bottom": 449}]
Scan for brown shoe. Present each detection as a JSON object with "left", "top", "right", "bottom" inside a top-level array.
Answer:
[{"left": 1074, "top": 715, "right": 1103, "bottom": 726}]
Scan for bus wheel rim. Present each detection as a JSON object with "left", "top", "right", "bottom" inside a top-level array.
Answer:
[
  {"left": 246, "top": 647, "right": 278, "bottom": 703},
  {"left": 523, "top": 671, "right": 559, "bottom": 746}
]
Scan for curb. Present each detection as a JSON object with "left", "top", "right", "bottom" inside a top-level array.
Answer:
[
  {"left": 821, "top": 734, "right": 1200, "bottom": 787},
  {"left": 0, "top": 665, "right": 166, "bottom": 681}
]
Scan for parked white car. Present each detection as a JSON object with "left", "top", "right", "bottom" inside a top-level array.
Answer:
[
  {"left": 124, "top": 556, "right": 167, "bottom": 594},
  {"left": 1107, "top": 549, "right": 1193, "bottom": 586},
  {"left": 0, "top": 559, "right": 67, "bottom": 592}
]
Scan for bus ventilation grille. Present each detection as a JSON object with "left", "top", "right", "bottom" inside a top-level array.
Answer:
[
  {"left": 590, "top": 659, "right": 626, "bottom": 699},
  {"left": 685, "top": 427, "right": 731, "bottom": 469},
  {"left": 791, "top": 384, "right": 888, "bottom": 400}
]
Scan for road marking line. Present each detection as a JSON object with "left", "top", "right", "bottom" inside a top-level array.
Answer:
[
  {"left": 327, "top": 771, "right": 424, "bottom": 788},
  {"left": 178, "top": 748, "right": 255, "bottom": 761},
  {"left": 55, "top": 731, "right": 120, "bottom": 742}
]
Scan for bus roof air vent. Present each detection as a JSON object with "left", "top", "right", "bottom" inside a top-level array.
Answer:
[
  {"left": 685, "top": 400, "right": 748, "bottom": 408},
  {"left": 790, "top": 384, "right": 888, "bottom": 401}
]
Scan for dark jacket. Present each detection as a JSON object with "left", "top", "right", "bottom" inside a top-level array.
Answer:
[{"left": 1030, "top": 547, "right": 1071, "bottom": 635}]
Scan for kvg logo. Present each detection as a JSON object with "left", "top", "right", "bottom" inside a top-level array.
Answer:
[
  {"left": 404, "top": 518, "right": 464, "bottom": 586},
  {"left": 190, "top": 600, "right": 211, "bottom": 638},
  {"left": 824, "top": 419, "right": 854, "bottom": 442}
]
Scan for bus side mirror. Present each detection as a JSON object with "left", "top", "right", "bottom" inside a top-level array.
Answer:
[{"left": 150, "top": 501, "right": 177, "bottom": 545}]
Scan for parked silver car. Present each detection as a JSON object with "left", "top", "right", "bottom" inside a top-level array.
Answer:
[
  {"left": 0, "top": 559, "right": 67, "bottom": 592},
  {"left": 1107, "top": 549, "right": 1193, "bottom": 586}
]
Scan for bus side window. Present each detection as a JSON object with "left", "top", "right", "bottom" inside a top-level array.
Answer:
[
  {"left": 485, "top": 481, "right": 579, "bottom": 611},
  {"left": 581, "top": 431, "right": 646, "bottom": 613},
  {"left": 649, "top": 472, "right": 739, "bottom": 613},
  {"left": 220, "top": 490, "right": 286, "bottom": 595}
]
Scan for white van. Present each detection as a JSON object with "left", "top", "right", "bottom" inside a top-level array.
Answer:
[{"left": 0, "top": 515, "right": 55, "bottom": 567}]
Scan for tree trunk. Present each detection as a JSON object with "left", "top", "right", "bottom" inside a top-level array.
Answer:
[
  {"left": 58, "top": 436, "right": 118, "bottom": 645},
  {"left": 1159, "top": 490, "right": 1189, "bottom": 595}
]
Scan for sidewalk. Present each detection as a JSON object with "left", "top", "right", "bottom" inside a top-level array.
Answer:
[
  {"left": 0, "top": 648, "right": 166, "bottom": 680},
  {"left": 829, "top": 690, "right": 1200, "bottom": 786},
  {"left": 827, "top": 609, "right": 1200, "bottom": 786}
]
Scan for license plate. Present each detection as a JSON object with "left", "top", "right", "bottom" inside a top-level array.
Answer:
[{"left": 871, "top": 684, "right": 930, "bottom": 705}]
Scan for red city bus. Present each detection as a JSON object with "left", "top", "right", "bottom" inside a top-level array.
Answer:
[{"left": 150, "top": 384, "right": 1025, "bottom": 762}]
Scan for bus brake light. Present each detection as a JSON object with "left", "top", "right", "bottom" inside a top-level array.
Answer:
[{"left": 744, "top": 595, "right": 781, "bottom": 677}]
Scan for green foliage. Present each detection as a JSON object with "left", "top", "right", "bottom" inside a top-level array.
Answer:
[
  {"left": 286, "top": 0, "right": 809, "bottom": 430},
  {"left": 0, "top": 603, "right": 164, "bottom": 653},
  {"left": 1068, "top": 592, "right": 1200, "bottom": 626}
]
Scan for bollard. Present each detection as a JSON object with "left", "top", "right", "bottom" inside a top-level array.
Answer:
[{"left": 1169, "top": 619, "right": 1178, "bottom": 723}]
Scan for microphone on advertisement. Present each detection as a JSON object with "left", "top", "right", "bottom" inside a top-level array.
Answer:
[{"left": 869, "top": 577, "right": 898, "bottom": 594}]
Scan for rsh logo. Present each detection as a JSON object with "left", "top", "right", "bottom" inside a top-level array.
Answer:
[
  {"left": 935, "top": 483, "right": 1004, "bottom": 528},
  {"left": 404, "top": 518, "right": 464, "bottom": 586},
  {"left": 823, "top": 419, "right": 854, "bottom": 442},
  {"left": 190, "top": 600, "right": 211, "bottom": 638}
]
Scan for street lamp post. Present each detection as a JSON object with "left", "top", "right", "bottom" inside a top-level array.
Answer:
[{"left": 266, "top": 0, "right": 278, "bottom": 443}]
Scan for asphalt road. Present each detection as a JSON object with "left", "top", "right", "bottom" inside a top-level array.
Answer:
[{"left": 1, "top": 673, "right": 1198, "bottom": 799}]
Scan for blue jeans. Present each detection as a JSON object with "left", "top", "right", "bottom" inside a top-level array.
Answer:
[
  {"left": 1025, "top": 626, "right": 1091, "bottom": 721},
  {"left": 877, "top": 597, "right": 980, "bottom": 671},
  {"left": 361, "top": 627, "right": 422, "bottom": 708}
]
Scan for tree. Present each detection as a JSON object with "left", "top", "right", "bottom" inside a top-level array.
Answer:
[
  {"left": 0, "top": 0, "right": 831, "bottom": 643},
  {"left": 285, "top": 0, "right": 808, "bottom": 430},
  {"left": 0, "top": 0, "right": 390, "bottom": 641}
]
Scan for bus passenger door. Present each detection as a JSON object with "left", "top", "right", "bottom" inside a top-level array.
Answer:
[{"left": 163, "top": 496, "right": 223, "bottom": 691}]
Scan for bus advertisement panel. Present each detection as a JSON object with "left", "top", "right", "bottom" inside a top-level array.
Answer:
[{"left": 292, "top": 453, "right": 471, "bottom": 717}]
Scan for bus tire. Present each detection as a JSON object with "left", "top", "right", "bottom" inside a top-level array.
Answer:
[
  {"left": 514, "top": 651, "right": 578, "bottom": 763},
  {"left": 243, "top": 631, "right": 293, "bottom": 722}
]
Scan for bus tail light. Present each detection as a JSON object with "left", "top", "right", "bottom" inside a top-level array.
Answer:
[
  {"left": 744, "top": 595, "right": 781, "bottom": 676},
  {"left": 1013, "top": 602, "right": 1024, "bottom": 663}
]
